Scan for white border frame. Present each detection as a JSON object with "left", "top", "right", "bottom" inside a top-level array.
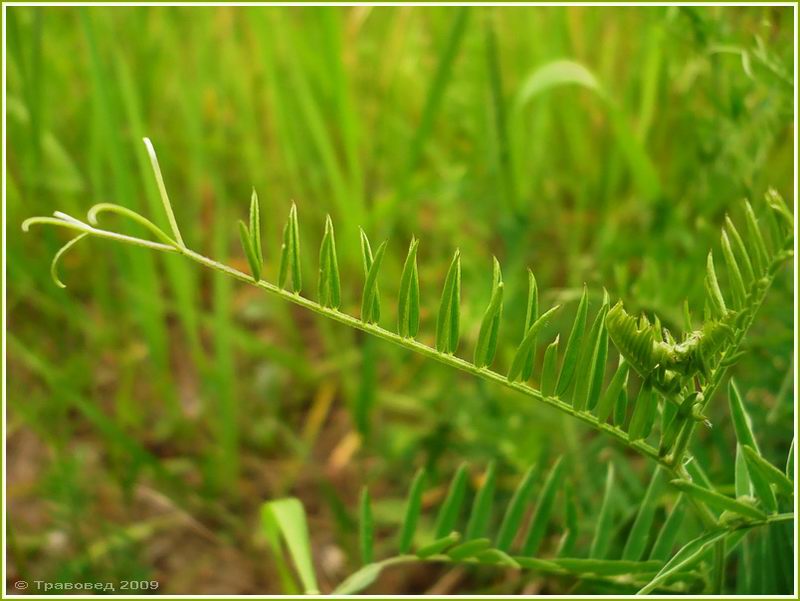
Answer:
[{"left": 2, "top": 2, "right": 797, "bottom": 599}]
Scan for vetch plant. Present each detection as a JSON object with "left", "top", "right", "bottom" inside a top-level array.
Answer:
[{"left": 23, "top": 138, "right": 794, "bottom": 595}]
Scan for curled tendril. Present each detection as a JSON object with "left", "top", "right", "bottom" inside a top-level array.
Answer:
[
  {"left": 51, "top": 233, "right": 89, "bottom": 289},
  {"left": 87, "top": 203, "right": 179, "bottom": 248}
]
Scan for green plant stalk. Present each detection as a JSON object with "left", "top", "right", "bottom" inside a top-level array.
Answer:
[{"left": 27, "top": 217, "right": 664, "bottom": 465}]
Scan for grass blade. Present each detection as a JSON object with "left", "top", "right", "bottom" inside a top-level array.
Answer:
[
  {"left": 669, "top": 479, "right": 766, "bottom": 520},
  {"left": 495, "top": 464, "right": 537, "bottom": 552},
  {"left": 398, "top": 468, "right": 426, "bottom": 554},
  {"left": 360, "top": 239, "right": 388, "bottom": 324},
  {"left": 573, "top": 299, "right": 609, "bottom": 410},
  {"left": 435, "top": 250, "right": 461, "bottom": 354},
  {"left": 540, "top": 335, "right": 560, "bottom": 396},
  {"left": 433, "top": 463, "right": 469, "bottom": 539},
  {"left": 742, "top": 445, "right": 793, "bottom": 496},
  {"left": 360, "top": 229, "right": 381, "bottom": 321},
  {"left": 474, "top": 258, "right": 504, "bottom": 368},
  {"left": 261, "top": 498, "right": 319, "bottom": 594},
  {"left": 520, "top": 269, "right": 539, "bottom": 380},
  {"left": 521, "top": 457, "right": 564, "bottom": 556},
  {"left": 238, "top": 220, "right": 261, "bottom": 282},
  {"left": 397, "top": 237, "right": 420, "bottom": 338},
  {"left": 729, "top": 380, "right": 777, "bottom": 512},
  {"left": 555, "top": 284, "right": 588, "bottom": 395},
  {"left": 638, "top": 530, "right": 727, "bottom": 595},
  {"left": 621, "top": 467, "right": 664, "bottom": 561},
  {"left": 589, "top": 462, "right": 615, "bottom": 559},
  {"left": 465, "top": 462, "right": 496, "bottom": 540},
  {"left": 508, "top": 305, "right": 561, "bottom": 382},
  {"left": 318, "top": 215, "right": 341, "bottom": 309},
  {"left": 359, "top": 487, "right": 374, "bottom": 565},
  {"left": 648, "top": 495, "right": 687, "bottom": 561}
]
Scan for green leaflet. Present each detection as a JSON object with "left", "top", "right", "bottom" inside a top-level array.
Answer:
[
  {"left": 318, "top": 215, "right": 341, "bottom": 309},
  {"left": 249, "top": 188, "right": 263, "bottom": 268},
  {"left": 669, "top": 480, "right": 766, "bottom": 520},
  {"left": 359, "top": 487, "right": 374, "bottom": 565},
  {"left": 522, "top": 457, "right": 564, "bottom": 556},
  {"left": 649, "top": 495, "right": 687, "bottom": 561},
  {"left": 729, "top": 380, "right": 777, "bottom": 512},
  {"left": 398, "top": 468, "right": 426, "bottom": 554},
  {"left": 555, "top": 285, "right": 588, "bottom": 395},
  {"left": 261, "top": 498, "right": 319, "bottom": 594},
  {"left": 573, "top": 298, "right": 609, "bottom": 411},
  {"left": 435, "top": 250, "right": 461, "bottom": 354},
  {"left": 627, "top": 381, "right": 657, "bottom": 442},
  {"left": 786, "top": 439, "right": 794, "bottom": 481},
  {"left": 465, "top": 462, "right": 496, "bottom": 540},
  {"left": 360, "top": 229, "right": 381, "bottom": 322},
  {"left": 416, "top": 532, "right": 461, "bottom": 558},
  {"left": 721, "top": 230, "right": 746, "bottom": 308},
  {"left": 238, "top": 220, "right": 262, "bottom": 282},
  {"left": 278, "top": 203, "right": 301, "bottom": 292},
  {"left": 475, "top": 548, "right": 519, "bottom": 568},
  {"left": 473, "top": 258, "right": 504, "bottom": 368},
  {"left": 742, "top": 200, "right": 769, "bottom": 275},
  {"left": 495, "top": 464, "right": 538, "bottom": 552},
  {"left": 705, "top": 251, "right": 727, "bottom": 317},
  {"left": 433, "top": 463, "right": 469, "bottom": 539},
  {"left": 765, "top": 188, "right": 793, "bottom": 231},
  {"left": 613, "top": 384, "right": 629, "bottom": 428},
  {"left": 447, "top": 538, "right": 492, "bottom": 561},
  {"left": 508, "top": 305, "right": 561, "bottom": 382},
  {"left": 552, "top": 558, "right": 663, "bottom": 576},
  {"left": 594, "top": 358, "right": 629, "bottom": 424},
  {"left": 622, "top": 467, "right": 664, "bottom": 561},
  {"left": 50, "top": 233, "right": 88, "bottom": 288},
  {"left": 520, "top": 269, "right": 539, "bottom": 380},
  {"left": 540, "top": 336, "right": 560, "bottom": 396},
  {"left": 397, "top": 237, "right": 420, "bottom": 338},
  {"left": 638, "top": 529, "right": 728, "bottom": 595},
  {"left": 742, "top": 445, "right": 793, "bottom": 497},
  {"left": 725, "top": 216, "right": 754, "bottom": 284},
  {"left": 361, "top": 239, "right": 388, "bottom": 324},
  {"left": 589, "top": 462, "right": 615, "bottom": 559}
]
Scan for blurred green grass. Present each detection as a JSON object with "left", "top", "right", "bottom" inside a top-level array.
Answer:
[{"left": 6, "top": 5, "right": 794, "bottom": 594}]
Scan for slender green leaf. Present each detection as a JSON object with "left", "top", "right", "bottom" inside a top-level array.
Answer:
[
  {"left": 278, "top": 203, "right": 301, "bottom": 292},
  {"left": 249, "top": 187, "right": 263, "bottom": 267},
  {"left": 360, "top": 229, "right": 381, "bottom": 321},
  {"left": 705, "top": 251, "right": 727, "bottom": 317},
  {"left": 522, "top": 457, "right": 564, "bottom": 556},
  {"left": 649, "top": 495, "right": 687, "bottom": 561},
  {"left": 669, "top": 480, "right": 766, "bottom": 520},
  {"left": 555, "top": 284, "right": 588, "bottom": 395},
  {"left": 495, "top": 464, "right": 537, "bottom": 552},
  {"left": 361, "top": 240, "right": 388, "bottom": 324},
  {"left": 397, "top": 237, "right": 420, "bottom": 338},
  {"left": 318, "top": 215, "right": 341, "bottom": 309},
  {"left": 621, "top": 467, "right": 664, "bottom": 561},
  {"left": 359, "top": 487, "right": 374, "bottom": 565},
  {"left": 721, "top": 230, "right": 746, "bottom": 308},
  {"left": 573, "top": 300, "right": 609, "bottom": 411},
  {"left": 465, "top": 462, "right": 496, "bottom": 540},
  {"left": 742, "top": 445, "right": 793, "bottom": 496},
  {"left": 735, "top": 444, "right": 752, "bottom": 498},
  {"left": 553, "top": 558, "right": 663, "bottom": 576},
  {"left": 520, "top": 269, "right": 539, "bottom": 380},
  {"left": 508, "top": 305, "right": 561, "bottom": 382},
  {"left": 742, "top": 199, "right": 768, "bottom": 274},
  {"left": 627, "top": 381, "right": 657, "bottom": 442},
  {"left": 540, "top": 335, "right": 560, "bottom": 396},
  {"left": 594, "top": 358, "right": 628, "bottom": 423},
  {"left": 556, "top": 483, "right": 578, "bottom": 557},
  {"left": 434, "top": 463, "right": 470, "bottom": 539},
  {"left": 417, "top": 532, "right": 461, "bottom": 558},
  {"left": 332, "top": 560, "right": 388, "bottom": 595},
  {"left": 435, "top": 250, "right": 461, "bottom": 354},
  {"left": 786, "top": 439, "right": 794, "bottom": 481},
  {"left": 729, "top": 380, "right": 777, "bottom": 512},
  {"left": 614, "top": 385, "right": 629, "bottom": 428},
  {"left": 724, "top": 215, "right": 754, "bottom": 284},
  {"left": 238, "top": 220, "right": 261, "bottom": 282},
  {"left": 398, "top": 468, "right": 426, "bottom": 554},
  {"left": 476, "top": 548, "right": 519, "bottom": 568},
  {"left": 474, "top": 258, "right": 504, "bottom": 368},
  {"left": 142, "top": 137, "right": 184, "bottom": 247},
  {"left": 447, "top": 538, "right": 491, "bottom": 561},
  {"left": 638, "top": 530, "right": 727, "bottom": 595},
  {"left": 261, "top": 498, "right": 319, "bottom": 594},
  {"left": 589, "top": 463, "right": 615, "bottom": 559}
]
